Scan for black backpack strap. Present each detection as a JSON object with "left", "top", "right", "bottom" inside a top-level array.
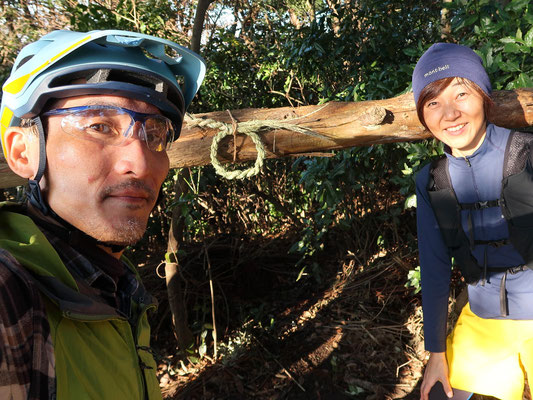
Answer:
[
  {"left": 428, "top": 156, "right": 450, "bottom": 191},
  {"left": 503, "top": 130, "right": 533, "bottom": 179},
  {"left": 427, "top": 153, "right": 510, "bottom": 285},
  {"left": 459, "top": 199, "right": 501, "bottom": 210}
]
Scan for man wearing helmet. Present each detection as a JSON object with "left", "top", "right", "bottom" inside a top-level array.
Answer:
[{"left": 0, "top": 30, "right": 205, "bottom": 400}]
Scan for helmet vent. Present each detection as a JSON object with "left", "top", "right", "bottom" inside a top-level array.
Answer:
[
  {"left": 164, "top": 45, "right": 179, "bottom": 59},
  {"left": 48, "top": 68, "right": 168, "bottom": 94},
  {"left": 87, "top": 69, "right": 111, "bottom": 83},
  {"left": 46, "top": 68, "right": 184, "bottom": 111},
  {"left": 15, "top": 55, "right": 34, "bottom": 71}
]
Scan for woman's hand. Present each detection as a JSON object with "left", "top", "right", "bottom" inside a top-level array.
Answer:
[{"left": 420, "top": 352, "right": 453, "bottom": 400}]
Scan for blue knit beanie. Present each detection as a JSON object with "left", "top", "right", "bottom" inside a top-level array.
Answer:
[{"left": 412, "top": 43, "right": 491, "bottom": 104}]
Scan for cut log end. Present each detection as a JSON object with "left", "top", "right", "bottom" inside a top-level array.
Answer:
[{"left": 358, "top": 106, "right": 388, "bottom": 126}]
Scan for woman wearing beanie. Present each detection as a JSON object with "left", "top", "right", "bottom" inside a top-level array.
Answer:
[{"left": 414, "top": 43, "right": 533, "bottom": 400}]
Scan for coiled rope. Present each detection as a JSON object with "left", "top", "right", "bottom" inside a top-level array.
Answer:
[{"left": 185, "top": 107, "right": 329, "bottom": 180}]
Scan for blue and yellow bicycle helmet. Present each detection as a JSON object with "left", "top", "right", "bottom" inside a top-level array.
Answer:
[
  {"left": 0, "top": 29, "right": 206, "bottom": 158},
  {"left": 0, "top": 29, "right": 205, "bottom": 220}
]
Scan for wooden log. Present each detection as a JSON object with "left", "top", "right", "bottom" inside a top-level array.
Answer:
[
  {"left": 1, "top": 89, "right": 533, "bottom": 188},
  {"left": 168, "top": 93, "right": 427, "bottom": 171},
  {"left": 169, "top": 88, "right": 533, "bottom": 169}
]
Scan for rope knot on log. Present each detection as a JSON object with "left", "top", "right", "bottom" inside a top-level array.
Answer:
[{"left": 184, "top": 113, "right": 327, "bottom": 180}]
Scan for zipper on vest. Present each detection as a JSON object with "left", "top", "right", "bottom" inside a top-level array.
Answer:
[
  {"left": 131, "top": 300, "right": 156, "bottom": 399},
  {"left": 130, "top": 300, "right": 147, "bottom": 399},
  {"left": 464, "top": 157, "right": 472, "bottom": 167},
  {"left": 481, "top": 247, "right": 488, "bottom": 286}
]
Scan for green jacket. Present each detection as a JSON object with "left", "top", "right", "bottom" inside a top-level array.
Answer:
[{"left": 0, "top": 203, "right": 162, "bottom": 399}]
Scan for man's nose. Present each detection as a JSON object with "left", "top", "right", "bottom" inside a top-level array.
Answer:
[{"left": 114, "top": 125, "right": 151, "bottom": 177}]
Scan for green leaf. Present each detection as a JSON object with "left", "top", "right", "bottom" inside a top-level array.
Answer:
[
  {"left": 403, "top": 47, "right": 419, "bottom": 57},
  {"left": 504, "top": 42, "right": 521, "bottom": 54},
  {"left": 404, "top": 194, "right": 417, "bottom": 209},
  {"left": 516, "top": 73, "right": 533, "bottom": 88},
  {"left": 525, "top": 27, "right": 533, "bottom": 47},
  {"left": 506, "top": 0, "right": 529, "bottom": 12},
  {"left": 464, "top": 14, "right": 477, "bottom": 27},
  {"left": 500, "top": 37, "right": 516, "bottom": 44},
  {"left": 314, "top": 42, "right": 325, "bottom": 54},
  {"left": 164, "top": 252, "right": 177, "bottom": 263},
  {"left": 485, "top": 48, "right": 494, "bottom": 68},
  {"left": 347, "top": 385, "right": 365, "bottom": 395},
  {"left": 500, "top": 59, "right": 520, "bottom": 72},
  {"left": 198, "top": 343, "right": 207, "bottom": 358},
  {"left": 296, "top": 266, "right": 307, "bottom": 281},
  {"left": 402, "top": 165, "right": 413, "bottom": 175}
]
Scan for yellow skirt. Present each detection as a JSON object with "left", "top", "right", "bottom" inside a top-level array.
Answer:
[{"left": 446, "top": 303, "right": 533, "bottom": 400}]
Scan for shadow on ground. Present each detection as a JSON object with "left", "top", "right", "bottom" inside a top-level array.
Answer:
[{"left": 136, "top": 209, "right": 430, "bottom": 400}]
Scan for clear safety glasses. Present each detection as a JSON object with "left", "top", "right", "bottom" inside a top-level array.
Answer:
[{"left": 42, "top": 105, "right": 176, "bottom": 152}]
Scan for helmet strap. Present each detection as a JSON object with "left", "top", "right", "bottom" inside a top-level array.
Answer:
[{"left": 27, "top": 116, "right": 52, "bottom": 215}]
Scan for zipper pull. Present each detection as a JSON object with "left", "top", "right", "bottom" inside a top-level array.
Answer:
[{"left": 464, "top": 157, "right": 471, "bottom": 167}]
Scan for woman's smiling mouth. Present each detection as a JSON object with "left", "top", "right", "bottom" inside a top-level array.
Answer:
[{"left": 445, "top": 123, "right": 467, "bottom": 135}]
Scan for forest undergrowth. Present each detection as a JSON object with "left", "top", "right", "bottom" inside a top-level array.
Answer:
[{"left": 131, "top": 165, "right": 462, "bottom": 400}]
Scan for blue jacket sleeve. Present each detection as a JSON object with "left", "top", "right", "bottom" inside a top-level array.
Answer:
[{"left": 416, "top": 164, "right": 452, "bottom": 352}]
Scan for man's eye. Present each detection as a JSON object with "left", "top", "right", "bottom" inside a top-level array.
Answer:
[{"left": 86, "top": 123, "right": 115, "bottom": 135}]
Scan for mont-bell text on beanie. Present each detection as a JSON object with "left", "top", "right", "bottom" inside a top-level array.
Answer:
[{"left": 412, "top": 43, "right": 491, "bottom": 104}]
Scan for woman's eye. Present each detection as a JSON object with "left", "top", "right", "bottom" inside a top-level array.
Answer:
[
  {"left": 426, "top": 101, "right": 438, "bottom": 108},
  {"left": 457, "top": 92, "right": 467, "bottom": 98}
]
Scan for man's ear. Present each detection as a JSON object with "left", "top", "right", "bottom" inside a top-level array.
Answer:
[{"left": 4, "top": 127, "right": 39, "bottom": 179}]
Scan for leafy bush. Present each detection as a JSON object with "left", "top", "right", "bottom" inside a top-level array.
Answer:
[{"left": 171, "top": 0, "right": 533, "bottom": 287}]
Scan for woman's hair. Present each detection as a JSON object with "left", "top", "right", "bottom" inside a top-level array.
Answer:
[{"left": 415, "top": 77, "right": 494, "bottom": 130}]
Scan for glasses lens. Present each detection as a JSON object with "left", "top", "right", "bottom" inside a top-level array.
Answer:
[
  {"left": 52, "top": 106, "right": 174, "bottom": 152},
  {"left": 143, "top": 116, "right": 174, "bottom": 152},
  {"left": 61, "top": 108, "right": 132, "bottom": 145}
]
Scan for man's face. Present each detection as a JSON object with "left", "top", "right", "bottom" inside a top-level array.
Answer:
[{"left": 42, "top": 94, "right": 170, "bottom": 246}]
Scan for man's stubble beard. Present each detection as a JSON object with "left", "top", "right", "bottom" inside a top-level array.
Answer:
[{"left": 83, "top": 215, "right": 148, "bottom": 246}]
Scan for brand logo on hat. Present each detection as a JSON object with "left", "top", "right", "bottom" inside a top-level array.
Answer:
[{"left": 424, "top": 64, "right": 450, "bottom": 78}]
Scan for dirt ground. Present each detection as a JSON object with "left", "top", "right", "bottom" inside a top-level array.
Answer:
[
  {"left": 133, "top": 204, "right": 528, "bottom": 400},
  {"left": 136, "top": 232, "right": 433, "bottom": 400}
]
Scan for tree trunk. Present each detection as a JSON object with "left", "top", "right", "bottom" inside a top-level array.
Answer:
[
  {"left": 441, "top": 0, "right": 452, "bottom": 40},
  {"left": 190, "top": 0, "right": 213, "bottom": 53},
  {"left": 162, "top": 0, "right": 213, "bottom": 351},
  {"left": 288, "top": 9, "right": 302, "bottom": 30},
  {"left": 165, "top": 171, "right": 194, "bottom": 350},
  {"left": 1, "top": 89, "right": 533, "bottom": 188}
]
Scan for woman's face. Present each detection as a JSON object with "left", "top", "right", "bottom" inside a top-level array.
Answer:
[{"left": 422, "top": 78, "right": 487, "bottom": 157}]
